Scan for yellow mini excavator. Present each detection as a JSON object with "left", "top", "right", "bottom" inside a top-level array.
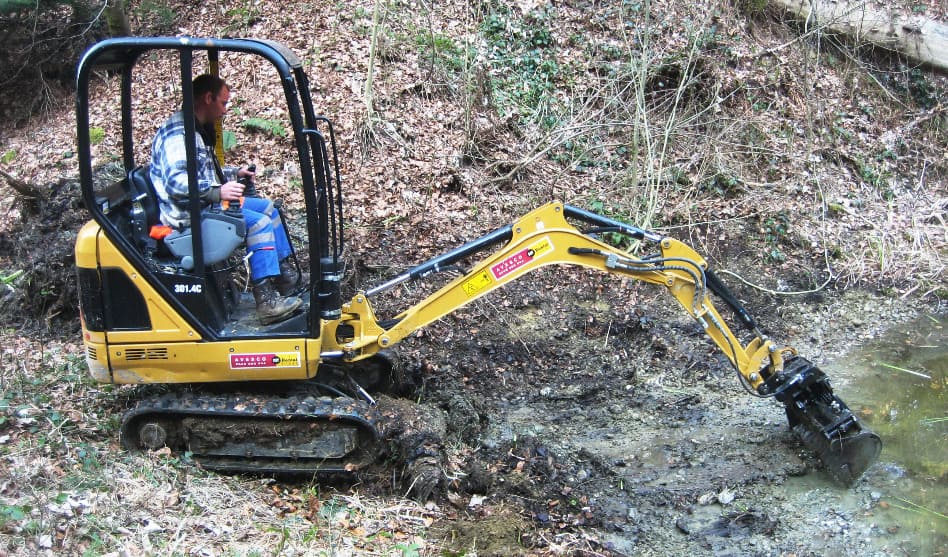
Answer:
[{"left": 75, "top": 37, "right": 881, "bottom": 486}]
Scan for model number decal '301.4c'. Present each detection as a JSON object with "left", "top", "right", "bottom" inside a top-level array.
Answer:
[
  {"left": 173, "top": 283, "right": 203, "bottom": 294},
  {"left": 230, "top": 352, "right": 302, "bottom": 369},
  {"left": 490, "top": 236, "right": 554, "bottom": 279}
]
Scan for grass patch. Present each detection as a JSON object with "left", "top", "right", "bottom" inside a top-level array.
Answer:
[{"left": 242, "top": 118, "right": 288, "bottom": 138}]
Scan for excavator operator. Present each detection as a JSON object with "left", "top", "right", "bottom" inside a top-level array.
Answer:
[{"left": 149, "top": 74, "right": 305, "bottom": 324}]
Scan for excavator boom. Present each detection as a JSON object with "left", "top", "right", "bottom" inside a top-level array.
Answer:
[{"left": 330, "top": 202, "right": 881, "bottom": 484}]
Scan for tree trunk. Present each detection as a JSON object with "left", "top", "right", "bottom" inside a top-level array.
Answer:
[
  {"left": 772, "top": 0, "right": 948, "bottom": 72},
  {"left": 105, "top": 0, "right": 133, "bottom": 37}
]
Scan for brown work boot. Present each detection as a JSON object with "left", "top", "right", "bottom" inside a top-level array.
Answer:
[
  {"left": 275, "top": 259, "right": 309, "bottom": 296},
  {"left": 252, "top": 280, "right": 302, "bottom": 325}
]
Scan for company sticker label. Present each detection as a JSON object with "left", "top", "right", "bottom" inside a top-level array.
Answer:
[
  {"left": 490, "top": 236, "right": 554, "bottom": 280},
  {"left": 229, "top": 352, "right": 302, "bottom": 369}
]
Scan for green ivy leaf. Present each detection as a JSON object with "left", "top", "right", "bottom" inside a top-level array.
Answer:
[
  {"left": 242, "top": 117, "right": 288, "bottom": 138},
  {"left": 222, "top": 130, "right": 238, "bottom": 151}
]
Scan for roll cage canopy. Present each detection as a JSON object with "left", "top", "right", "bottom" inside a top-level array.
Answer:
[{"left": 75, "top": 37, "right": 344, "bottom": 337}]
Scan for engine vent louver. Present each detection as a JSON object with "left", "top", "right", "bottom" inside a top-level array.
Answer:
[
  {"left": 125, "top": 347, "right": 169, "bottom": 361},
  {"left": 86, "top": 346, "right": 97, "bottom": 361}
]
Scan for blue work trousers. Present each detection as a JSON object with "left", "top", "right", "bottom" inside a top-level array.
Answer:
[{"left": 242, "top": 196, "right": 292, "bottom": 282}]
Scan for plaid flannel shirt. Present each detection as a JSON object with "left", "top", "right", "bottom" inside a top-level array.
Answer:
[{"left": 149, "top": 110, "right": 236, "bottom": 229}]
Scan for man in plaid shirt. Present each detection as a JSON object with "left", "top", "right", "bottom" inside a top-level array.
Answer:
[{"left": 150, "top": 74, "right": 304, "bottom": 325}]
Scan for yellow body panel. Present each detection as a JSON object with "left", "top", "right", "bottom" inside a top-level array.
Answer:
[
  {"left": 82, "top": 340, "right": 111, "bottom": 383},
  {"left": 77, "top": 221, "right": 321, "bottom": 384},
  {"left": 76, "top": 223, "right": 108, "bottom": 348},
  {"left": 75, "top": 220, "right": 100, "bottom": 270},
  {"left": 107, "top": 338, "right": 311, "bottom": 384},
  {"left": 76, "top": 221, "right": 201, "bottom": 343},
  {"left": 98, "top": 243, "right": 200, "bottom": 344}
]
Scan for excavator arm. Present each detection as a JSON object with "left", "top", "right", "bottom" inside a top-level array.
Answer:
[
  {"left": 332, "top": 203, "right": 777, "bottom": 383},
  {"left": 328, "top": 202, "right": 881, "bottom": 485}
]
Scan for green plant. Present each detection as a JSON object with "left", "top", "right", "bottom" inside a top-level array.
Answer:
[
  {"left": 88, "top": 127, "right": 105, "bottom": 145},
  {"left": 241, "top": 118, "right": 287, "bottom": 138},
  {"left": 588, "top": 200, "right": 637, "bottom": 249},
  {"left": 888, "top": 496, "right": 948, "bottom": 520},
  {"left": 265, "top": 523, "right": 290, "bottom": 555},
  {"left": 480, "top": 5, "right": 563, "bottom": 123},
  {"left": 1, "top": 149, "right": 15, "bottom": 164},
  {"left": 762, "top": 211, "right": 790, "bottom": 245},
  {"left": 831, "top": 124, "right": 853, "bottom": 142},
  {"left": 734, "top": 0, "right": 768, "bottom": 16},
  {"left": 765, "top": 247, "right": 786, "bottom": 263},
  {"left": 761, "top": 211, "right": 790, "bottom": 263},
  {"left": 394, "top": 542, "right": 422, "bottom": 557},
  {"left": 416, "top": 32, "right": 468, "bottom": 74},
  {"left": 59, "top": 353, "right": 94, "bottom": 386},
  {"left": 223, "top": 0, "right": 261, "bottom": 32},
  {"left": 702, "top": 172, "right": 743, "bottom": 198},
  {"left": 0, "top": 503, "right": 27, "bottom": 529},
  {"left": 907, "top": 68, "right": 940, "bottom": 109},
  {"left": 850, "top": 158, "right": 894, "bottom": 200},
  {"left": 0, "top": 0, "right": 40, "bottom": 12},
  {"left": 826, "top": 201, "right": 846, "bottom": 217},
  {"left": 79, "top": 528, "right": 111, "bottom": 557},
  {"left": 222, "top": 130, "right": 238, "bottom": 151},
  {"left": 877, "top": 148, "right": 897, "bottom": 161},
  {"left": 76, "top": 443, "right": 101, "bottom": 473},
  {"left": 550, "top": 139, "right": 601, "bottom": 171},
  {"left": 1, "top": 269, "right": 23, "bottom": 284}
]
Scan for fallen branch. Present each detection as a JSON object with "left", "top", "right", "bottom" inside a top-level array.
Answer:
[{"left": 0, "top": 168, "right": 45, "bottom": 200}]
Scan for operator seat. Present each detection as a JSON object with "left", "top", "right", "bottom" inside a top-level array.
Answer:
[{"left": 127, "top": 165, "right": 245, "bottom": 270}]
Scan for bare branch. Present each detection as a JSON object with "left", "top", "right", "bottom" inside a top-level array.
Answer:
[{"left": 0, "top": 167, "right": 45, "bottom": 201}]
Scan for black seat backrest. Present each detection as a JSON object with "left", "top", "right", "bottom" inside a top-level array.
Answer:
[{"left": 128, "top": 165, "right": 160, "bottom": 230}]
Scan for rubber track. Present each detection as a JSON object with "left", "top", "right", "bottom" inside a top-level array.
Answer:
[{"left": 120, "top": 390, "right": 382, "bottom": 475}]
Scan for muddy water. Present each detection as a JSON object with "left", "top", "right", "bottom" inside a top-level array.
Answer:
[
  {"left": 470, "top": 301, "right": 945, "bottom": 555},
  {"left": 801, "top": 314, "right": 947, "bottom": 556}
]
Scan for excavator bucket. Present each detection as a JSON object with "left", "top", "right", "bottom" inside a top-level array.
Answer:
[
  {"left": 793, "top": 422, "right": 883, "bottom": 486},
  {"left": 766, "top": 357, "right": 882, "bottom": 485}
]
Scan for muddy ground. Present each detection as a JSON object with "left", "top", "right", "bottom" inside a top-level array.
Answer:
[{"left": 358, "top": 264, "right": 942, "bottom": 556}]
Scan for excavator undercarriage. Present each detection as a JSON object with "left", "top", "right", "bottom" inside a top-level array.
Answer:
[
  {"left": 122, "top": 390, "right": 381, "bottom": 475},
  {"left": 74, "top": 37, "right": 881, "bottom": 493}
]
